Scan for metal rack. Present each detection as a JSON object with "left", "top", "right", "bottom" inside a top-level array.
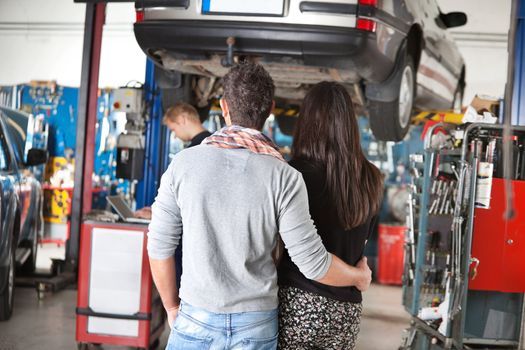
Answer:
[{"left": 401, "top": 123, "right": 525, "bottom": 349}]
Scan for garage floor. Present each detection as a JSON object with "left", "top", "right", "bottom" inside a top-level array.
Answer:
[{"left": 0, "top": 283, "right": 409, "bottom": 350}]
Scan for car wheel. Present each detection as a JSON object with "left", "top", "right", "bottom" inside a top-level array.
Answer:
[
  {"left": 0, "top": 247, "right": 15, "bottom": 321},
  {"left": 77, "top": 343, "right": 89, "bottom": 350},
  {"left": 368, "top": 55, "right": 416, "bottom": 142},
  {"left": 149, "top": 338, "right": 160, "bottom": 350}
]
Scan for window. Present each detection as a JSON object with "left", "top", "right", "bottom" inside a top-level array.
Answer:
[{"left": 5, "top": 120, "right": 24, "bottom": 166}]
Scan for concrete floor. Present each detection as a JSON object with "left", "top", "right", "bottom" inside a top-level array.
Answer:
[
  {"left": 357, "top": 284, "right": 411, "bottom": 350},
  {"left": 0, "top": 283, "right": 410, "bottom": 350}
]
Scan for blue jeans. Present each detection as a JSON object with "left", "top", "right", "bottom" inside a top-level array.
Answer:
[{"left": 166, "top": 302, "right": 278, "bottom": 350}]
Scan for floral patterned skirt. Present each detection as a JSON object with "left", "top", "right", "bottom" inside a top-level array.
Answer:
[{"left": 278, "top": 286, "right": 362, "bottom": 350}]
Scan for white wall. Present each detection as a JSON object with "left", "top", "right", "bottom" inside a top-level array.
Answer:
[
  {"left": 0, "top": 0, "right": 514, "bottom": 102},
  {"left": 439, "top": 0, "right": 511, "bottom": 104},
  {"left": 0, "top": 0, "right": 146, "bottom": 88}
]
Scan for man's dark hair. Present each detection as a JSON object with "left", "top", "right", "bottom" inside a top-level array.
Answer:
[{"left": 222, "top": 62, "right": 275, "bottom": 130}]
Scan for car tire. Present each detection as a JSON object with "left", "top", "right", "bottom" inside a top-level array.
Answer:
[
  {"left": 368, "top": 54, "right": 416, "bottom": 142},
  {"left": 0, "top": 246, "right": 15, "bottom": 321},
  {"left": 149, "top": 339, "right": 160, "bottom": 350}
]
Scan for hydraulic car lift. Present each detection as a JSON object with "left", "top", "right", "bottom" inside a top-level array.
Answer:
[
  {"left": 27, "top": 1, "right": 108, "bottom": 298},
  {"left": 63, "top": 3, "right": 168, "bottom": 349}
]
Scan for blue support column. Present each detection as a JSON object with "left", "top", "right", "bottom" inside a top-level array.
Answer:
[
  {"left": 162, "top": 116, "right": 172, "bottom": 171},
  {"left": 512, "top": 0, "right": 525, "bottom": 125},
  {"left": 135, "top": 59, "right": 169, "bottom": 208}
]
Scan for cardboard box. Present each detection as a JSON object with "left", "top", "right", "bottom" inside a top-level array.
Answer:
[
  {"left": 462, "top": 94, "right": 500, "bottom": 124},
  {"left": 470, "top": 94, "right": 500, "bottom": 115}
]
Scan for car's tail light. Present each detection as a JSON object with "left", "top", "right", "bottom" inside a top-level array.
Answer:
[
  {"left": 136, "top": 10, "right": 145, "bottom": 23},
  {"left": 357, "top": 19, "right": 376, "bottom": 32},
  {"left": 357, "top": 0, "right": 377, "bottom": 32},
  {"left": 358, "top": 0, "right": 377, "bottom": 6}
]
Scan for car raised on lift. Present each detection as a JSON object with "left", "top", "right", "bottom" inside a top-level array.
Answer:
[{"left": 134, "top": 0, "right": 466, "bottom": 141}]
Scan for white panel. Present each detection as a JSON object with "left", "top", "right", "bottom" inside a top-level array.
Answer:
[
  {"left": 88, "top": 317, "right": 139, "bottom": 338},
  {"left": 87, "top": 228, "right": 144, "bottom": 337},
  {"left": 208, "top": 0, "right": 284, "bottom": 15},
  {"left": 437, "top": 0, "right": 511, "bottom": 104},
  {"left": 438, "top": 0, "right": 511, "bottom": 34},
  {"left": 147, "top": 0, "right": 357, "bottom": 28},
  {"left": 44, "top": 222, "right": 69, "bottom": 240},
  {"left": 0, "top": 0, "right": 85, "bottom": 23},
  {"left": 458, "top": 46, "right": 509, "bottom": 104},
  {"left": 0, "top": 0, "right": 146, "bottom": 87}
]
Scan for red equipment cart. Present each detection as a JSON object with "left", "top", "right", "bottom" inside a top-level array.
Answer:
[{"left": 76, "top": 221, "right": 164, "bottom": 349}]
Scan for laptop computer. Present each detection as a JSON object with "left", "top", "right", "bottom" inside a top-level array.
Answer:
[{"left": 107, "top": 195, "right": 150, "bottom": 224}]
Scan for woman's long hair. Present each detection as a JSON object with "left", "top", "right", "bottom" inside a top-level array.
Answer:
[{"left": 292, "top": 81, "right": 383, "bottom": 229}]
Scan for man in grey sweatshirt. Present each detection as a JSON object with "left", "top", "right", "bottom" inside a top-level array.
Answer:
[{"left": 148, "top": 63, "right": 371, "bottom": 350}]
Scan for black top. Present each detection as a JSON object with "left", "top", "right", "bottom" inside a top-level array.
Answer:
[
  {"left": 277, "top": 158, "right": 378, "bottom": 303},
  {"left": 188, "top": 130, "right": 212, "bottom": 148}
]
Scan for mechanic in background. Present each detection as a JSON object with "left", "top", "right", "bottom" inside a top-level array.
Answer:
[
  {"left": 163, "top": 102, "right": 212, "bottom": 148},
  {"left": 134, "top": 102, "right": 211, "bottom": 220}
]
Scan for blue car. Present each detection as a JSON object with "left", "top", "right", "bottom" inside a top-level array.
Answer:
[{"left": 0, "top": 107, "right": 47, "bottom": 321}]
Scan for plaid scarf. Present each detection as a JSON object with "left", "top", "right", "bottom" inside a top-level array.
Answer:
[{"left": 202, "top": 125, "right": 284, "bottom": 162}]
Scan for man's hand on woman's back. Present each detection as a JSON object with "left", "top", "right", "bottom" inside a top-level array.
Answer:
[{"left": 315, "top": 254, "right": 372, "bottom": 290}]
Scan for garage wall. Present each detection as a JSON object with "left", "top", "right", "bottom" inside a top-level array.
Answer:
[
  {"left": 0, "top": 0, "right": 514, "bottom": 106},
  {"left": 439, "top": 0, "right": 511, "bottom": 104},
  {"left": 0, "top": 0, "right": 145, "bottom": 88}
]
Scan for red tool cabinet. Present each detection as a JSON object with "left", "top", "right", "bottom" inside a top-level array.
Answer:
[
  {"left": 377, "top": 224, "right": 406, "bottom": 285},
  {"left": 469, "top": 178, "right": 525, "bottom": 292},
  {"left": 76, "top": 221, "right": 164, "bottom": 349}
]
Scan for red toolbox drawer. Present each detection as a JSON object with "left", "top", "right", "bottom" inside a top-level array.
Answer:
[{"left": 469, "top": 178, "right": 525, "bottom": 292}]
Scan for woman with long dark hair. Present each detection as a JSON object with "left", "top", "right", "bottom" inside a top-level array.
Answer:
[{"left": 277, "top": 81, "right": 384, "bottom": 349}]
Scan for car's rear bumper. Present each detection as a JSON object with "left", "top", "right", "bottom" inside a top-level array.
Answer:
[{"left": 134, "top": 20, "right": 394, "bottom": 83}]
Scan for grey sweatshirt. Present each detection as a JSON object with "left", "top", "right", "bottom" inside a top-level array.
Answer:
[{"left": 147, "top": 145, "right": 332, "bottom": 313}]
